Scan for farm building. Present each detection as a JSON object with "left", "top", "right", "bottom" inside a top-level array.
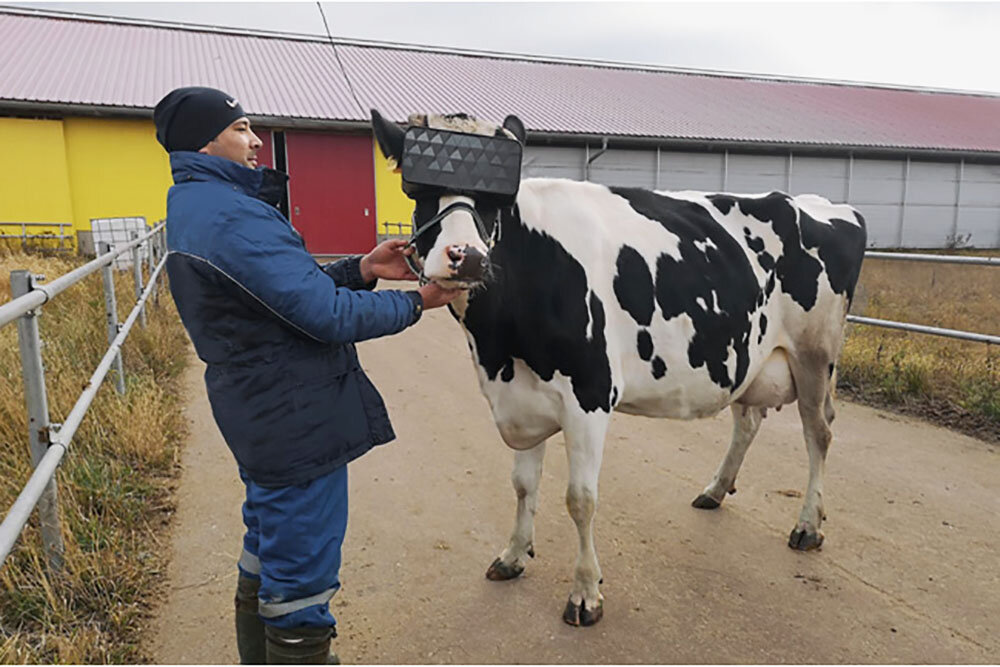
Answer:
[{"left": 2, "top": 6, "right": 1000, "bottom": 253}]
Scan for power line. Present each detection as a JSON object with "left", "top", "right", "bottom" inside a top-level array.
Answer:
[{"left": 316, "top": 2, "right": 364, "bottom": 114}]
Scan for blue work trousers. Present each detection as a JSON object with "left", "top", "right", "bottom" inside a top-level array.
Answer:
[{"left": 237, "top": 465, "right": 348, "bottom": 629}]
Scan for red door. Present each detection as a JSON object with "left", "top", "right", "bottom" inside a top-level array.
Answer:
[
  {"left": 255, "top": 129, "right": 274, "bottom": 168},
  {"left": 285, "top": 132, "right": 375, "bottom": 255}
]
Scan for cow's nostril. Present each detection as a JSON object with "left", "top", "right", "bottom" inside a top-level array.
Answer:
[{"left": 447, "top": 246, "right": 465, "bottom": 263}]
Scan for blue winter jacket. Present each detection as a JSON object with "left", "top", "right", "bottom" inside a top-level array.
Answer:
[{"left": 165, "top": 152, "right": 419, "bottom": 487}]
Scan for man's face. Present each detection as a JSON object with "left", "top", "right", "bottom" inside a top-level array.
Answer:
[{"left": 200, "top": 117, "right": 262, "bottom": 168}]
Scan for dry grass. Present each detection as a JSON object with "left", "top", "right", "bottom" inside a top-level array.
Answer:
[
  {"left": 841, "top": 250, "right": 1000, "bottom": 441},
  {"left": 0, "top": 250, "right": 189, "bottom": 664}
]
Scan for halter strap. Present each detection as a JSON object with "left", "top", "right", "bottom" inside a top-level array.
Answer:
[{"left": 404, "top": 200, "right": 498, "bottom": 283}]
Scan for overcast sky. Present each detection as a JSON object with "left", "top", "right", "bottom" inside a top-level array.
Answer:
[{"left": 9, "top": 1, "right": 1000, "bottom": 94}]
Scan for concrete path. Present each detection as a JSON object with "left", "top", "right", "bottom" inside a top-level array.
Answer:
[{"left": 151, "top": 298, "right": 999, "bottom": 664}]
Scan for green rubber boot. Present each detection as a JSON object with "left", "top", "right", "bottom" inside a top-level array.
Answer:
[
  {"left": 265, "top": 625, "right": 339, "bottom": 664},
  {"left": 234, "top": 575, "right": 266, "bottom": 665}
]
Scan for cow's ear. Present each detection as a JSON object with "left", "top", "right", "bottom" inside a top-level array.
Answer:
[
  {"left": 503, "top": 115, "right": 526, "bottom": 145},
  {"left": 371, "top": 109, "right": 405, "bottom": 169}
]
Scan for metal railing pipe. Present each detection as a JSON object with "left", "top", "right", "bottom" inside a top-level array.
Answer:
[
  {"left": 847, "top": 315, "right": 1000, "bottom": 345},
  {"left": 101, "top": 242, "right": 126, "bottom": 395},
  {"left": 131, "top": 232, "right": 147, "bottom": 329},
  {"left": 0, "top": 244, "right": 167, "bottom": 572},
  {"left": 864, "top": 251, "right": 999, "bottom": 266},
  {"left": 0, "top": 222, "right": 165, "bottom": 329},
  {"left": 10, "top": 271, "right": 65, "bottom": 570},
  {"left": 0, "top": 444, "right": 67, "bottom": 568},
  {"left": 50, "top": 255, "right": 166, "bottom": 451}
]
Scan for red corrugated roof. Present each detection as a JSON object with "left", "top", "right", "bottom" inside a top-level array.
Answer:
[{"left": 2, "top": 9, "right": 1000, "bottom": 154}]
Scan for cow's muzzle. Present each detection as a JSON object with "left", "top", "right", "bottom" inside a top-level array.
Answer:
[
  {"left": 405, "top": 200, "right": 496, "bottom": 284},
  {"left": 447, "top": 245, "right": 489, "bottom": 282}
]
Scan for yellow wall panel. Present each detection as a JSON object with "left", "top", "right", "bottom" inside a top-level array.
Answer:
[
  {"left": 0, "top": 118, "right": 74, "bottom": 226},
  {"left": 63, "top": 117, "right": 172, "bottom": 230},
  {"left": 373, "top": 140, "right": 414, "bottom": 236}
]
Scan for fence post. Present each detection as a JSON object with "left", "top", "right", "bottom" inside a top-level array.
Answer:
[
  {"left": 100, "top": 242, "right": 126, "bottom": 395},
  {"left": 10, "top": 271, "right": 66, "bottom": 571},
  {"left": 131, "top": 231, "right": 147, "bottom": 329}
]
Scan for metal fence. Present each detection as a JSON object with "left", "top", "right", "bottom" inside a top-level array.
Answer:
[
  {"left": 848, "top": 251, "right": 1000, "bottom": 345},
  {"left": 0, "top": 222, "right": 74, "bottom": 252},
  {"left": 0, "top": 222, "right": 168, "bottom": 571}
]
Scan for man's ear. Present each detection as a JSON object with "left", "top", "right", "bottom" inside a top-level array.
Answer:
[
  {"left": 502, "top": 115, "right": 527, "bottom": 145},
  {"left": 371, "top": 109, "right": 405, "bottom": 168}
]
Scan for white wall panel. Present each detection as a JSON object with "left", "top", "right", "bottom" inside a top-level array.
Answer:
[
  {"left": 789, "top": 156, "right": 849, "bottom": 202},
  {"left": 859, "top": 204, "right": 901, "bottom": 247},
  {"left": 955, "top": 207, "right": 1000, "bottom": 247},
  {"left": 850, "top": 159, "right": 905, "bottom": 205},
  {"left": 522, "top": 146, "right": 584, "bottom": 180},
  {"left": 659, "top": 151, "right": 725, "bottom": 191},
  {"left": 726, "top": 154, "right": 788, "bottom": 194},
  {"left": 518, "top": 143, "right": 996, "bottom": 247},
  {"left": 901, "top": 206, "right": 953, "bottom": 248},
  {"left": 588, "top": 148, "right": 657, "bottom": 188}
]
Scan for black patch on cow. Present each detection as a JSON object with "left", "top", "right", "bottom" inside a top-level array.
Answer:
[
  {"left": 637, "top": 329, "right": 653, "bottom": 361},
  {"left": 614, "top": 245, "right": 655, "bottom": 326},
  {"left": 461, "top": 205, "right": 613, "bottom": 413},
  {"left": 651, "top": 356, "right": 667, "bottom": 379},
  {"left": 710, "top": 192, "right": 823, "bottom": 311},
  {"left": 758, "top": 313, "right": 768, "bottom": 345},
  {"left": 610, "top": 187, "right": 762, "bottom": 391},
  {"left": 711, "top": 192, "right": 866, "bottom": 311},
  {"left": 799, "top": 213, "right": 868, "bottom": 305},
  {"left": 743, "top": 227, "right": 764, "bottom": 253},
  {"left": 501, "top": 359, "right": 515, "bottom": 382}
]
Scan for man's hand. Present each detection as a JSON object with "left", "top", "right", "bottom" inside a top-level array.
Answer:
[
  {"left": 360, "top": 239, "right": 418, "bottom": 283},
  {"left": 418, "top": 282, "right": 463, "bottom": 309}
]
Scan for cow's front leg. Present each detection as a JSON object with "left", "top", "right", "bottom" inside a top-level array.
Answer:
[
  {"left": 487, "top": 441, "right": 546, "bottom": 581},
  {"left": 693, "top": 404, "right": 763, "bottom": 509},
  {"left": 562, "top": 415, "right": 609, "bottom": 626}
]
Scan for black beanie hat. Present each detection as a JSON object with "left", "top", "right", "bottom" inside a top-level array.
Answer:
[{"left": 153, "top": 86, "right": 247, "bottom": 152}]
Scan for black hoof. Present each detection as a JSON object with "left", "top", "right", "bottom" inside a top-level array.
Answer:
[
  {"left": 788, "top": 527, "right": 824, "bottom": 551},
  {"left": 486, "top": 557, "right": 524, "bottom": 581},
  {"left": 692, "top": 494, "right": 721, "bottom": 510},
  {"left": 562, "top": 598, "right": 603, "bottom": 626},
  {"left": 527, "top": 544, "right": 536, "bottom": 558}
]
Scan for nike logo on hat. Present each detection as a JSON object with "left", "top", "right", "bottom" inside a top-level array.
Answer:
[{"left": 226, "top": 98, "right": 238, "bottom": 108}]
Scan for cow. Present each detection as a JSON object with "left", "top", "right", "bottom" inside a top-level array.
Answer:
[{"left": 370, "top": 109, "right": 867, "bottom": 626}]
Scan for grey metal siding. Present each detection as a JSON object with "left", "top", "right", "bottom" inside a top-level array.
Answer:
[
  {"left": 957, "top": 164, "right": 1000, "bottom": 246},
  {"left": 726, "top": 154, "right": 788, "bottom": 194},
  {"left": 658, "top": 152, "right": 726, "bottom": 191},
  {"left": 587, "top": 148, "right": 657, "bottom": 189},
  {"left": 791, "top": 156, "right": 851, "bottom": 203},
  {"left": 519, "top": 142, "right": 998, "bottom": 247},
  {"left": 900, "top": 161, "right": 960, "bottom": 248},
  {"left": 522, "top": 146, "right": 585, "bottom": 180}
]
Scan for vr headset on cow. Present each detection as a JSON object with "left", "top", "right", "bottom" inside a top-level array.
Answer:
[
  {"left": 400, "top": 125, "right": 523, "bottom": 205},
  {"left": 398, "top": 124, "right": 523, "bottom": 278}
]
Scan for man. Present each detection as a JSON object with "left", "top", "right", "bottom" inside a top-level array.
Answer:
[{"left": 153, "top": 86, "right": 459, "bottom": 664}]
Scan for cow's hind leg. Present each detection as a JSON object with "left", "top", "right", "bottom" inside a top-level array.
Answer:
[
  {"left": 692, "top": 404, "right": 764, "bottom": 509},
  {"left": 487, "top": 441, "right": 546, "bottom": 581},
  {"left": 788, "top": 354, "right": 834, "bottom": 551},
  {"left": 561, "top": 415, "right": 609, "bottom": 627}
]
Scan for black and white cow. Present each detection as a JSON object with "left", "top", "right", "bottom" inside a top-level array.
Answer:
[{"left": 372, "top": 110, "right": 867, "bottom": 626}]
